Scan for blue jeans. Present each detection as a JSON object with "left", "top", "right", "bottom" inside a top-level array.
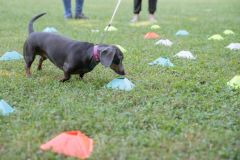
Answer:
[{"left": 62, "top": 0, "right": 84, "bottom": 18}]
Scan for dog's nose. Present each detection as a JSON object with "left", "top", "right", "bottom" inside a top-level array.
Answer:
[{"left": 120, "top": 71, "right": 126, "bottom": 75}]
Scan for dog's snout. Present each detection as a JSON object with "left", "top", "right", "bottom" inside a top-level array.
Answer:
[
  {"left": 119, "top": 70, "right": 126, "bottom": 75},
  {"left": 110, "top": 64, "right": 126, "bottom": 75},
  {"left": 117, "top": 66, "right": 125, "bottom": 75}
]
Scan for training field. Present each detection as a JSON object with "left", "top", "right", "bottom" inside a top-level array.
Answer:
[{"left": 0, "top": 0, "right": 240, "bottom": 159}]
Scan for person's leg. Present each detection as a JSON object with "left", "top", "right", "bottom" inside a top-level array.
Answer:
[
  {"left": 62, "top": 0, "right": 72, "bottom": 18},
  {"left": 75, "top": 0, "right": 88, "bottom": 19},
  {"left": 149, "top": 0, "right": 157, "bottom": 14},
  {"left": 134, "top": 0, "right": 142, "bottom": 14},
  {"left": 75, "top": 0, "right": 83, "bottom": 16},
  {"left": 130, "top": 0, "right": 141, "bottom": 23},
  {"left": 148, "top": 0, "right": 157, "bottom": 22}
]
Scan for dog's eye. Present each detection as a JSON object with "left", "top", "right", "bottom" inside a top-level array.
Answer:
[
  {"left": 119, "top": 55, "right": 123, "bottom": 60},
  {"left": 113, "top": 57, "right": 120, "bottom": 65}
]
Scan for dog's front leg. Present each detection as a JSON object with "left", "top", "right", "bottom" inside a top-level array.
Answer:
[
  {"left": 59, "top": 63, "right": 71, "bottom": 82},
  {"left": 59, "top": 72, "right": 71, "bottom": 82}
]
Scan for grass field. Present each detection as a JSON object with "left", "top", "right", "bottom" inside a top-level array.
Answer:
[{"left": 0, "top": 0, "right": 240, "bottom": 159}]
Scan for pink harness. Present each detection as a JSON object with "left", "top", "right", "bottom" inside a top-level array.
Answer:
[{"left": 93, "top": 45, "right": 100, "bottom": 62}]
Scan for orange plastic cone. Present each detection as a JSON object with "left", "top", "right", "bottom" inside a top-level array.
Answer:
[
  {"left": 40, "top": 131, "right": 93, "bottom": 159},
  {"left": 144, "top": 32, "right": 160, "bottom": 39}
]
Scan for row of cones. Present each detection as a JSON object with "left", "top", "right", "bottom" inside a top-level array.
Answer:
[{"left": 29, "top": 26, "right": 240, "bottom": 158}]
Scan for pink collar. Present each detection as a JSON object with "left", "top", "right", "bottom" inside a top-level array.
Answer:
[{"left": 93, "top": 45, "right": 100, "bottom": 62}]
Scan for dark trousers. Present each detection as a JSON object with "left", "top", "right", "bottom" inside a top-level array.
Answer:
[{"left": 134, "top": 0, "right": 157, "bottom": 14}]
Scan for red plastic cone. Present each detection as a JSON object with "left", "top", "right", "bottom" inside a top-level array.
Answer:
[
  {"left": 40, "top": 131, "right": 93, "bottom": 159},
  {"left": 144, "top": 32, "right": 160, "bottom": 39}
]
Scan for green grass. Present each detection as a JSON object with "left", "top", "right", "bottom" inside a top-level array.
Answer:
[{"left": 0, "top": 0, "right": 240, "bottom": 159}]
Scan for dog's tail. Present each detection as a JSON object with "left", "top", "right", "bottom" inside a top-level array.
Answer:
[{"left": 28, "top": 13, "right": 46, "bottom": 35}]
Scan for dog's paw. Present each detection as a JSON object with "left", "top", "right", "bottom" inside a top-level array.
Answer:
[
  {"left": 26, "top": 74, "right": 31, "bottom": 78},
  {"left": 59, "top": 78, "right": 69, "bottom": 82},
  {"left": 59, "top": 79, "right": 66, "bottom": 82}
]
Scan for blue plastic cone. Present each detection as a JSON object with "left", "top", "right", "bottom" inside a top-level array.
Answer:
[
  {"left": 43, "top": 27, "right": 58, "bottom": 33},
  {"left": 106, "top": 78, "right": 135, "bottom": 91},
  {"left": 0, "top": 100, "right": 14, "bottom": 115},
  {"left": 176, "top": 30, "right": 189, "bottom": 36},
  {"left": 0, "top": 51, "right": 23, "bottom": 61},
  {"left": 149, "top": 57, "right": 174, "bottom": 67}
]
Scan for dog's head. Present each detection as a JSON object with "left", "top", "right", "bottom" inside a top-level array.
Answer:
[{"left": 98, "top": 45, "right": 125, "bottom": 75}]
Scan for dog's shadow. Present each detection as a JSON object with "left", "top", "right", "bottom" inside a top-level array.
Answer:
[
  {"left": 32, "top": 62, "right": 112, "bottom": 90},
  {"left": 71, "top": 75, "right": 109, "bottom": 90}
]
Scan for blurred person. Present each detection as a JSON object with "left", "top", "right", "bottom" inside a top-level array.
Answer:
[
  {"left": 62, "top": 0, "right": 88, "bottom": 19},
  {"left": 130, "top": 0, "right": 157, "bottom": 23}
]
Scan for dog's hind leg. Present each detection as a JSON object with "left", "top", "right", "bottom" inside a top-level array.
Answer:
[
  {"left": 23, "top": 41, "right": 36, "bottom": 77},
  {"left": 37, "top": 56, "right": 47, "bottom": 70}
]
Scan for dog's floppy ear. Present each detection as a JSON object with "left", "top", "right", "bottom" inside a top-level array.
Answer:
[{"left": 99, "top": 47, "right": 116, "bottom": 67}]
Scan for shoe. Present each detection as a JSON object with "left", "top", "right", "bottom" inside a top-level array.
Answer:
[
  {"left": 75, "top": 13, "right": 89, "bottom": 19},
  {"left": 149, "top": 14, "right": 157, "bottom": 23},
  {"left": 130, "top": 14, "right": 139, "bottom": 23},
  {"left": 64, "top": 15, "right": 72, "bottom": 19}
]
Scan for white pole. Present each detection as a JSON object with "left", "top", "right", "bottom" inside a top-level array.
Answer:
[
  {"left": 108, "top": 0, "right": 122, "bottom": 26},
  {"left": 100, "top": 0, "right": 122, "bottom": 42}
]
